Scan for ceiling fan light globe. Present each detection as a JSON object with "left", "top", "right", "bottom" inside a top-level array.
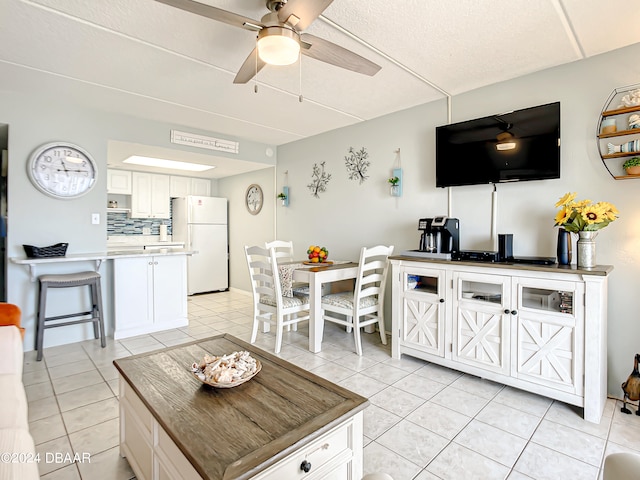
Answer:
[{"left": 257, "top": 27, "right": 300, "bottom": 66}]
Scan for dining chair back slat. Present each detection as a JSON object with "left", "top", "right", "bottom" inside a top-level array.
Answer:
[{"left": 265, "top": 240, "right": 295, "bottom": 263}]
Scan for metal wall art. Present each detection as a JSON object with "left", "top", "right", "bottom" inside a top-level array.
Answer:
[
  {"left": 344, "top": 147, "right": 370, "bottom": 184},
  {"left": 308, "top": 161, "right": 331, "bottom": 198}
]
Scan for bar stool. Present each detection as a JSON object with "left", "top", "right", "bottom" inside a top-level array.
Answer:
[{"left": 35, "top": 271, "right": 106, "bottom": 361}]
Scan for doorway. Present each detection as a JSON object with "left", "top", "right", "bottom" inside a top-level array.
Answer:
[{"left": 1, "top": 124, "right": 7, "bottom": 302}]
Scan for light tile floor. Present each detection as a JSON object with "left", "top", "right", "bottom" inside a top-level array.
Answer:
[{"left": 25, "top": 290, "right": 640, "bottom": 480}]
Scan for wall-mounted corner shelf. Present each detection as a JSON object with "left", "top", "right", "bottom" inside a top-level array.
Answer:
[
  {"left": 597, "top": 85, "right": 640, "bottom": 180},
  {"left": 107, "top": 208, "right": 131, "bottom": 214}
]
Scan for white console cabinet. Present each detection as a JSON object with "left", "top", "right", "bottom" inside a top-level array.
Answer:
[{"left": 391, "top": 257, "right": 611, "bottom": 423}]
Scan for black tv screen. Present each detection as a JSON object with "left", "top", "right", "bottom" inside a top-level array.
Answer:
[{"left": 435, "top": 102, "right": 560, "bottom": 187}]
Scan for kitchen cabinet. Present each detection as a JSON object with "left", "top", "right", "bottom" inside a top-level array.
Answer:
[
  {"left": 169, "top": 176, "right": 211, "bottom": 198},
  {"left": 131, "top": 172, "right": 171, "bottom": 218},
  {"left": 112, "top": 254, "right": 188, "bottom": 339},
  {"left": 391, "top": 257, "right": 610, "bottom": 423},
  {"left": 107, "top": 169, "right": 132, "bottom": 194}
]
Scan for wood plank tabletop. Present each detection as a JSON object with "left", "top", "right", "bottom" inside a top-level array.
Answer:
[{"left": 113, "top": 334, "right": 368, "bottom": 480}]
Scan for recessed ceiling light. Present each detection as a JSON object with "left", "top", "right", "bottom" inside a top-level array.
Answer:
[{"left": 123, "top": 156, "right": 215, "bottom": 172}]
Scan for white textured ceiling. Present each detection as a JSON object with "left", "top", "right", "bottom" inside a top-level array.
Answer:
[{"left": 1, "top": 0, "right": 639, "bottom": 176}]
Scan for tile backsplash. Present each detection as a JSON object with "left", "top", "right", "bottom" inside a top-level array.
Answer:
[{"left": 107, "top": 211, "right": 172, "bottom": 236}]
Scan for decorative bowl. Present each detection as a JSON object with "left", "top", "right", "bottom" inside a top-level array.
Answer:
[{"left": 191, "top": 351, "right": 261, "bottom": 389}]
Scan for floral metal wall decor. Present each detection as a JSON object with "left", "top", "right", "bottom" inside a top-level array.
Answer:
[
  {"left": 344, "top": 147, "right": 370, "bottom": 184},
  {"left": 308, "top": 161, "right": 331, "bottom": 198}
]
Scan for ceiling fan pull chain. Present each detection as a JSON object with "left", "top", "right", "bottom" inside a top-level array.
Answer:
[
  {"left": 254, "top": 40, "right": 259, "bottom": 94},
  {"left": 298, "top": 51, "right": 303, "bottom": 102}
]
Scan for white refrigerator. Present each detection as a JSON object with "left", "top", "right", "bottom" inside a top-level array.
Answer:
[{"left": 171, "top": 196, "right": 228, "bottom": 295}]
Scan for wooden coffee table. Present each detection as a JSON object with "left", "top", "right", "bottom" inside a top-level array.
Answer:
[{"left": 113, "top": 334, "right": 368, "bottom": 480}]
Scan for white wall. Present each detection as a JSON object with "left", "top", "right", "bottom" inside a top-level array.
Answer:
[
  {"left": 218, "top": 167, "right": 276, "bottom": 293},
  {"left": 275, "top": 42, "right": 640, "bottom": 396},
  {"left": 1, "top": 91, "right": 275, "bottom": 350}
]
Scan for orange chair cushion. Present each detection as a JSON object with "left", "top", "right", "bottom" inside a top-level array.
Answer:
[{"left": 0, "top": 303, "right": 24, "bottom": 339}]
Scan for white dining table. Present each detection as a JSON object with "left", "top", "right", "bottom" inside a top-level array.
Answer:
[{"left": 290, "top": 261, "right": 360, "bottom": 353}]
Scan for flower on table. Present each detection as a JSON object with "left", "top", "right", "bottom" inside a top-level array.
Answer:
[{"left": 554, "top": 192, "right": 619, "bottom": 232}]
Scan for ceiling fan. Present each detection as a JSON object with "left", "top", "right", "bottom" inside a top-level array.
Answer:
[{"left": 155, "top": 0, "right": 382, "bottom": 84}]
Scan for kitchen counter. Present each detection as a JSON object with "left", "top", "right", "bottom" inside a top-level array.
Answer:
[{"left": 11, "top": 249, "right": 195, "bottom": 281}]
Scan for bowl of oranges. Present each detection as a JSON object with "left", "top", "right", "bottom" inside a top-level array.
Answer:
[{"left": 305, "top": 245, "right": 330, "bottom": 264}]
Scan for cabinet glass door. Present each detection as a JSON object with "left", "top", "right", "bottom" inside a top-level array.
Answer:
[
  {"left": 452, "top": 272, "right": 511, "bottom": 375},
  {"left": 401, "top": 268, "right": 446, "bottom": 357},
  {"left": 513, "top": 278, "right": 584, "bottom": 395}
]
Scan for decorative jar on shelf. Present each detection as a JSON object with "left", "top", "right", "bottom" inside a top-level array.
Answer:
[{"left": 623, "top": 157, "right": 640, "bottom": 176}]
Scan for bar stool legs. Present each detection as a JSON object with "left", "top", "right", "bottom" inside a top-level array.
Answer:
[{"left": 35, "top": 271, "right": 106, "bottom": 361}]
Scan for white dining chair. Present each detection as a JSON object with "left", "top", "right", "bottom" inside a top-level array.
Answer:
[
  {"left": 320, "top": 245, "right": 394, "bottom": 356},
  {"left": 265, "top": 239, "right": 310, "bottom": 296},
  {"left": 265, "top": 240, "right": 295, "bottom": 263},
  {"left": 244, "top": 245, "right": 310, "bottom": 354}
]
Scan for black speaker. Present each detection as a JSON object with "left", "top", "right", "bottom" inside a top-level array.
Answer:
[{"left": 498, "top": 234, "right": 513, "bottom": 261}]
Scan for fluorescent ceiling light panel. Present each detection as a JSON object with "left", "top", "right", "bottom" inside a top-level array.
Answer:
[{"left": 123, "top": 156, "right": 215, "bottom": 171}]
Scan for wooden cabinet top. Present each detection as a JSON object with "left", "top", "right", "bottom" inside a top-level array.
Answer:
[{"left": 113, "top": 334, "right": 368, "bottom": 480}]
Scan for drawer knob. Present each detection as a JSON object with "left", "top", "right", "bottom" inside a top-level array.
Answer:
[{"left": 300, "top": 460, "right": 312, "bottom": 473}]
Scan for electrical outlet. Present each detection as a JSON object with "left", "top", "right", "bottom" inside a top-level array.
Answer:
[
  {"left": 142, "top": 227, "right": 151, "bottom": 235},
  {"left": 91, "top": 213, "right": 100, "bottom": 225}
]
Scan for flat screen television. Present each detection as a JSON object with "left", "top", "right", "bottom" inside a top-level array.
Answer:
[{"left": 435, "top": 102, "right": 560, "bottom": 187}]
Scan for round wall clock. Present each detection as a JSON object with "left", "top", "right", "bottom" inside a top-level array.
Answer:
[
  {"left": 27, "top": 142, "right": 98, "bottom": 199},
  {"left": 245, "top": 184, "right": 263, "bottom": 215}
]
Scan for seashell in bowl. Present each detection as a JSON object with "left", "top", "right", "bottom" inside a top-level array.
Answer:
[{"left": 191, "top": 350, "right": 261, "bottom": 388}]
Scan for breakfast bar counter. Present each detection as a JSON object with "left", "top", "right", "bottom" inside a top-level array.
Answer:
[
  {"left": 114, "top": 334, "right": 368, "bottom": 480},
  {"left": 11, "top": 248, "right": 194, "bottom": 281}
]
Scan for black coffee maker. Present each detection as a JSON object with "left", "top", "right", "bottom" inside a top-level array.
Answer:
[{"left": 418, "top": 217, "right": 460, "bottom": 255}]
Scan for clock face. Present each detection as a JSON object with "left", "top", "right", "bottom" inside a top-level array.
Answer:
[
  {"left": 245, "top": 184, "right": 263, "bottom": 215},
  {"left": 28, "top": 142, "right": 98, "bottom": 199}
]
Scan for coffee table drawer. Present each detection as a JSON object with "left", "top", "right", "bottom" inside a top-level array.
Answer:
[
  {"left": 121, "top": 378, "right": 153, "bottom": 435},
  {"left": 121, "top": 406, "right": 153, "bottom": 480},
  {"left": 156, "top": 424, "right": 201, "bottom": 480},
  {"left": 251, "top": 419, "right": 353, "bottom": 480}
]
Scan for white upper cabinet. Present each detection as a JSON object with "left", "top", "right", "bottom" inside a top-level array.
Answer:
[
  {"left": 169, "top": 176, "right": 190, "bottom": 198},
  {"left": 190, "top": 177, "right": 211, "bottom": 197},
  {"left": 131, "top": 172, "right": 170, "bottom": 218},
  {"left": 170, "top": 176, "right": 211, "bottom": 198},
  {"left": 107, "top": 170, "right": 132, "bottom": 195}
]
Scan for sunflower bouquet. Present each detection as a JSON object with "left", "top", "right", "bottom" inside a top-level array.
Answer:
[{"left": 554, "top": 192, "right": 619, "bottom": 232}]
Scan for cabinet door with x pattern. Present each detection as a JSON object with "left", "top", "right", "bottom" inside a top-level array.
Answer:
[
  {"left": 452, "top": 271, "right": 511, "bottom": 376},
  {"left": 512, "top": 277, "right": 585, "bottom": 395}
]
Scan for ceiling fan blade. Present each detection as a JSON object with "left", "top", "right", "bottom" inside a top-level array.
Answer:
[
  {"left": 155, "top": 0, "right": 263, "bottom": 31},
  {"left": 233, "top": 48, "right": 267, "bottom": 84},
  {"left": 300, "top": 34, "right": 381, "bottom": 76},
  {"left": 277, "top": 0, "right": 334, "bottom": 31}
]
